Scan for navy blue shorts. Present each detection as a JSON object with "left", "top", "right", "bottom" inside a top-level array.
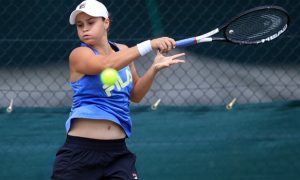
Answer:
[{"left": 51, "top": 135, "right": 138, "bottom": 180}]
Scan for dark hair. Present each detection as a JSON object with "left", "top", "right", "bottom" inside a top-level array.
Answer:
[
  {"left": 101, "top": 13, "right": 111, "bottom": 31},
  {"left": 101, "top": 12, "right": 112, "bottom": 23}
]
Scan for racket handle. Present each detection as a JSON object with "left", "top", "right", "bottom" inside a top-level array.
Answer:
[
  {"left": 176, "top": 37, "right": 196, "bottom": 47},
  {"left": 176, "top": 37, "right": 213, "bottom": 47}
]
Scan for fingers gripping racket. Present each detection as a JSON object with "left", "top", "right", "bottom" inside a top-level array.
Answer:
[{"left": 176, "top": 6, "right": 290, "bottom": 47}]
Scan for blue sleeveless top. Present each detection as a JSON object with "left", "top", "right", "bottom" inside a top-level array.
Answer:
[{"left": 65, "top": 42, "right": 134, "bottom": 137}]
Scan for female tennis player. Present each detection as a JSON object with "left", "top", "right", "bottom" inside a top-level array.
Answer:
[{"left": 51, "top": 0, "right": 185, "bottom": 179}]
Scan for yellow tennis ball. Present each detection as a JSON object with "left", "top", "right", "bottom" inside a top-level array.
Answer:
[{"left": 101, "top": 68, "right": 118, "bottom": 85}]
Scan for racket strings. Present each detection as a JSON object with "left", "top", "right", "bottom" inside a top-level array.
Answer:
[{"left": 225, "top": 9, "right": 288, "bottom": 44}]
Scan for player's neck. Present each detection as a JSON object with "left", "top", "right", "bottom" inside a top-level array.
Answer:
[{"left": 94, "top": 41, "right": 114, "bottom": 56}]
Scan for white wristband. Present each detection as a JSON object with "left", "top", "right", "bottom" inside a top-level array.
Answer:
[{"left": 137, "top": 40, "right": 153, "bottom": 56}]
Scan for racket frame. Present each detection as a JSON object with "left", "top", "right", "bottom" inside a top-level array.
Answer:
[{"left": 175, "top": 5, "right": 290, "bottom": 47}]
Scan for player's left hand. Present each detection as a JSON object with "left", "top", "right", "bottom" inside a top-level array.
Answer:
[{"left": 152, "top": 51, "right": 185, "bottom": 71}]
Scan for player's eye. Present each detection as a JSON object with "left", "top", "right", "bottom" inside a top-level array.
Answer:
[{"left": 88, "top": 21, "right": 95, "bottom": 25}]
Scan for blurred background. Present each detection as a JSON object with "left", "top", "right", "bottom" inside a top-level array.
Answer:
[{"left": 0, "top": 0, "right": 299, "bottom": 179}]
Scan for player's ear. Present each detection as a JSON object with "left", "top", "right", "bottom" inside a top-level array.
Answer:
[{"left": 103, "top": 18, "right": 110, "bottom": 31}]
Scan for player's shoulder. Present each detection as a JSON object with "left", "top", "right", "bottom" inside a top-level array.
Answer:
[
  {"left": 69, "top": 46, "right": 94, "bottom": 57},
  {"left": 70, "top": 46, "right": 92, "bottom": 55},
  {"left": 115, "top": 43, "right": 129, "bottom": 50},
  {"left": 69, "top": 46, "right": 94, "bottom": 62}
]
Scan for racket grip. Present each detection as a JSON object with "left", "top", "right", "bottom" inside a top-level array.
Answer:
[{"left": 176, "top": 37, "right": 196, "bottom": 48}]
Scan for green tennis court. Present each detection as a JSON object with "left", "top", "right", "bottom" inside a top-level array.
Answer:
[{"left": 1, "top": 101, "right": 300, "bottom": 179}]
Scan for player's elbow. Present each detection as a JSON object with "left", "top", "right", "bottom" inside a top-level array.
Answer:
[
  {"left": 130, "top": 95, "right": 143, "bottom": 103},
  {"left": 131, "top": 98, "right": 142, "bottom": 103}
]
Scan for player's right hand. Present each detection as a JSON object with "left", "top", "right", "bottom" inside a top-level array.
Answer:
[{"left": 151, "top": 37, "right": 176, "bottom": 53}]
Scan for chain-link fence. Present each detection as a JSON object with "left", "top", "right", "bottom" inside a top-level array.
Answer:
[{"left": 0, "top": 0, "right": 299, "bottom": 108}]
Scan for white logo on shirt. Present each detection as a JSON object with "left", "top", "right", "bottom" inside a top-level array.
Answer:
[{"left": 103, "top": 68, "right": 132, "bottom": 97}]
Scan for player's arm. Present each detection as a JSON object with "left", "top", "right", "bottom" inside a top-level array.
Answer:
[
  {"left": 69, "top": 37, "right": 176, "bottom": 76},
  {"left": 112, "top": 43, "right": 155, "bottom": 104},
  {"left": 69, "top": 46, "right": 140, "bottom": 76},
  {"left": 118, "top": 44, "right": 159, "bottom": 103},
  {"left": 130, "top": 64, "right": 156, "bottom": 103},
  {"left": 114, "top": 44, "right": 151, "bottom": 103}
]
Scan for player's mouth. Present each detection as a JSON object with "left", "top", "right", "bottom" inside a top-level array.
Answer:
[{"left": 83, "top": 34, "right": 92, "bottom": 39}]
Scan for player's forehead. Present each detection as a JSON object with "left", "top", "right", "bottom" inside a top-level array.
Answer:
[{"left": 75, "top": 12, "right": 97, "bottom": 23}]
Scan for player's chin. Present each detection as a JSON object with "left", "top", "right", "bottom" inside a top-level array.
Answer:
[{"left": 81, "top": 38, "right": 95, "bottom": 46}]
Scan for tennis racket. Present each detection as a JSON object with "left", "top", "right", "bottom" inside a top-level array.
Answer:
[{"left": 175, "top": 5, "right": 290, "bottom": 47}]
